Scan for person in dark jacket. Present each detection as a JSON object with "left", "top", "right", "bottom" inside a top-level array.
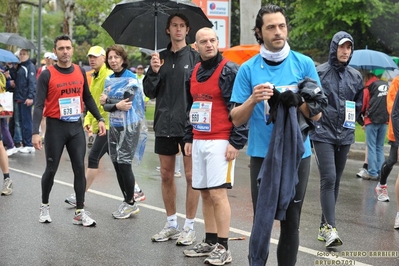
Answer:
[
  {"left": 143, "top": 13, "right": 201, "bottom": 246},
  {"left": 182, "top": 27, "right": 248, "bottom": 265},
  {"left": 14, "top": 49, "right": 36, "bottom": 153},
  {"left": 311, "top": 31, "right": 363, "bottom": 247}
]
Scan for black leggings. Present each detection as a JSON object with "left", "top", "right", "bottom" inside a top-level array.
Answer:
[
  {"left": 87, "top": 131, "right": 109, "bottom": 169},
  {"left": 250, "top": 156, "right": 311, "bottom": 266},
  {"left": 113, "top": 162, "right": 136, "bottom": 203},
  {"left": 41, "top": 118, "right": 86, "bottom": 209},
  {"left": 379, "top": 143, "right": 398, "bottom": 185},
  {"left": 312, "top": 141, "right": 351, "bottom": 228}
]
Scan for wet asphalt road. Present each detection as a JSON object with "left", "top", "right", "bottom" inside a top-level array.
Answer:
[{"left": 1, "top": 132, "right": 399, "bottom": 266}]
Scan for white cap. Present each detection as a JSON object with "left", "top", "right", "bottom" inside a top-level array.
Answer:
[{"left": 338, "top": 38, "right": 352, "bottom": 45}]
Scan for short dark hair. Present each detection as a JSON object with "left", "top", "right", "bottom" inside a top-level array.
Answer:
[
  {"left": 53, "top": 35, "right": 72, "bottom": 49},
  {"left": 165, "top": 13, "right": 190, "bottom": 36},
  {"left": 105, "top": 44, "right": 129, "bottom": 70},
  {"left": 253, "top": 4, "right": 288, "bottom": 44}
]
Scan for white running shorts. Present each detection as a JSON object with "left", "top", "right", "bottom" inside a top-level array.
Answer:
[{"left": 192, "top": 139, "right": 235, "bottom": 189}]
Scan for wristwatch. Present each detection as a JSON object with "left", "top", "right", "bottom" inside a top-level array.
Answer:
[{"left": 98, "top": 118, "right": 106, "bottom": 123}]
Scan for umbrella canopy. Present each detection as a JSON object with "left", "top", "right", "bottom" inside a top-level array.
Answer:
[
  {"left": 391, "top": 56, "right": 399, "bottom": 65},
  {"left": 0, "top": 32, "right": 36, "bottom": 50},
  {"left": 349, "top": 49, "right": 398, "bottom": 70},
  {"left": 222, "top": 44, "right": 260, "bottom": 65},
  {"left": 102, "top": 0, "right": 213, "bottom": 51},
  {"left": 0, "top": 48, "right": 20, "bottom": 63}
]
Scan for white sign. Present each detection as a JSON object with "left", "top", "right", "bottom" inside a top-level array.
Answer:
[
  {"left": 207, "top": 1, "right": 229, "bottom": 16},
  {"left": 212, "top": 19, "right": 226, "bottom": 49}
]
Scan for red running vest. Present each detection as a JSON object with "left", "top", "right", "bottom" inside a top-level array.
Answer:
[
  {"left": 190, "top": 59, "right": 233, "bottom": 140},
  {"left": 44, "top": 64, "right": 85, "bottom": 119}
]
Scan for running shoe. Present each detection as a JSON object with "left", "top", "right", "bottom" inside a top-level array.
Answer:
[
  {"left": 362, "top": 173, "right": 379, "bottom": 181},
  {"left": 39, "top": 204, "right": 52, "bottom": 223},
  {"left": 151, "top": 222, "right": 181, "bottom": 242},
  {"left": 184, "top": 241, "right": 216, "bottom": 257},
  {"left": 204, "top": 243, "right": 232, "bottom": 265},
  {"left": 6, "top": 147, "right": 18, "bottom": 157},
  {"left": 65, "top": 194, "right": 77, "bottom": 207},
  {"left": 1, "top": 178, "right": 13, "bottom": 196},
  {"left": 394, "top": 216, "right": 399, "bottom": 229},
  {"left": 73, "top": 210, "right": 96, "bottom": 227},
  {"left": 174, "top": 171, "right": 182, "bottom": 178},
  {"left": 19, "top": 146, "right": 35, "bottom": 153},
  {"left": 134, "top": 190, "right": 146, "bottom": 202},
  {"left": 318, "top": 224, "right": 342, "bottom": 247},
  {"left": 356, "top": 168, "right": 368, "bottom": 178},
  {"left": 112, "top": 202, "right": 126, "bottom": 217},
  {"left": 176, "top": 226, "right": 196, "bottom": 246},
  {"left": 375, "top": 185, "right": 390, "bottom": 202},
  {"left": 112, "top": 202, "right": 140, "bottom": 219}
]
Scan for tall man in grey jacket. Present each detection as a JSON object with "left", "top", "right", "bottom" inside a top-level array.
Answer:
[
  {"left": 143, "top": 13, "right": 200, "bottom": 246},
  {"left": 311, "top": 31, "right": 363, "bottom": 247}
]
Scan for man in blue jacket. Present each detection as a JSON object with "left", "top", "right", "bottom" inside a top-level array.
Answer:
[{"left": 14, "top": 49, "right": 36, "bottom": 153}]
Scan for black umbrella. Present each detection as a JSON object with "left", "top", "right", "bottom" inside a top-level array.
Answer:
[
  {"left": 0, "top": 32, "right": 36, "bottom": 50},
  {"left": 102, "top": 0, "right": 213, "bottom": 51}
]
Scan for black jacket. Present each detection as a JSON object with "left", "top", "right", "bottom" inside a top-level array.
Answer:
[
  {"left": 143, "top": 44, "right": 200, "bottom": 137},
  {"left": 183, "top": 53, "right": 248, "bottom": 149},
  {"left": 310, "top": 31, "right": 363, "bottom": 146}
]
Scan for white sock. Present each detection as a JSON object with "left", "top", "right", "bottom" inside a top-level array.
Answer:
[
  {"left": 167, "top": 214, "right": 178, "bottom": 228},
  {"left": 184, "top": 218, "right": 195, "bottom": 230},
  {"left": 134, "top": 183, "right": 141, "bottom": 193},
  {"left": 397, "top": 212, "right": 399, "bottom": 217}
]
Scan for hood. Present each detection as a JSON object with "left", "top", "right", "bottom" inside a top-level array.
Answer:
[{"left": 328, "top": 31, "right": 354, "bottom": 72}]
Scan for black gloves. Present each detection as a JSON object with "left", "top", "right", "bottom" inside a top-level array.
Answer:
[
  {"left": 266, "top": 90, "right": 304, "bottom": 125},
  {"left": 278, "top": 90, "right": 304, "bottom": 108},
  {"left": 266, "top": 88, "right": 280, "bottom": 125}
]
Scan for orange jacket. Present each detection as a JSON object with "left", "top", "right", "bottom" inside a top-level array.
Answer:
[{"left": 387, "top": 76, "right": 399, "bottom": 141}]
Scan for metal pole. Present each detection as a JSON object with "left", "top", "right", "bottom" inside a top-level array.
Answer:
[
  {"left": 31, "top": 6, "right": 35, "bottom": 59},
  {"left": 37, "top": 0, "right": 43, "bottom": 65}
]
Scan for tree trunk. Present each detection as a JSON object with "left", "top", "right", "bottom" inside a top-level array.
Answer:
[
  {"left": 6, "top": 0, "right": 20, "bottom": 33},
  {"left": 61, "top": 0, "right": 75, "bottom": 38},
  {"left": 240, "top": 0, "right": 261, "bottom": 44}
]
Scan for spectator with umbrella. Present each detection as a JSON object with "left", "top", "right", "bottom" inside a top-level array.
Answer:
[{"left": 143, "top": 13, "right": 201, "bottom": 246}]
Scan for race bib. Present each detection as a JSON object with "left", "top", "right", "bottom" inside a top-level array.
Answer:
[
  {"left": 59, "top": 96, "right": 81, "bottom": 122},
  {"left": 190, "top": 101, "right": 212, "bottom": 132},
  {"left": 343, "top": 100, "right": 356, "bottom": 129}
]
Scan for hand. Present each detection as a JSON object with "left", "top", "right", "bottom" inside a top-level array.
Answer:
[
  {"left": 116, "top": 98, "right": 132, "bottom": 111},
  {"left": 251, "top": 82, "right": 275, "bottom": 104},
  {"left": 278, "top": 91, "right": 304, "bottom": 108},
  {"left": 25, "top": 99, "right": 33, "bottom": 106},
  {"left": 97, "top": 121, "right": 106, "bottom": 136},
  {"left": 99, "top": 94, "right": 107, "bottom": 105},
  {"left": 150, "top": 52, "right": 163, "bottom": 74},
  {"left": 225, "top": 144, "right": 239, "bottom": 161},
  {"left": 84, "top": 124, "right": 92, "bottom": 134},
  {"left": 184, "top": 142, "right": 192, "bottom": 157},
  {"left": 32, "top": 134, "right": 42, "bottom": 150}
]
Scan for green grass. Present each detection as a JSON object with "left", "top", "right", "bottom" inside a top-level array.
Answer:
[
  {"left": 145, "top": 102, "right": 155, "bottom": 121},
  {"left": 355, "top": 123, "right": 366, "bottom": 142}
]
